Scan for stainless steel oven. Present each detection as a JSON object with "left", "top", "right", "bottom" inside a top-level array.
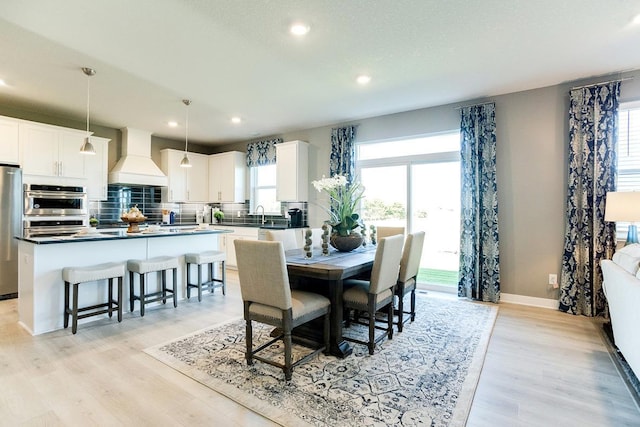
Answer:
[
  {"left": 23, "top": 184, "right": 87, "bottom": 216},
  {"left": 22, "top": 217, "right": 87, "bottom": 238}
]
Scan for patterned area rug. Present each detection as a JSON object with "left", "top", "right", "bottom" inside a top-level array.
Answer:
[{"left": 145, "top": 294, "right": 498, "bottom": 426}]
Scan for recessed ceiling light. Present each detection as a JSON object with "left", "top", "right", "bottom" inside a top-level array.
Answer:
[
  {"left": 168, "top": 121, "right": 178, "bottom": 127},
  {"left": 0, "top": 79, "right": 7, "bottom": 87},
  {"left": 290, "top": 22, "right": 310, "bottom": 36},
  {"left": 633, "top": 13, "right": 640, "bottom": 25},
  {"left": 356, "top": 75, "right": 371, "bottom": 85},
  {"left": 231, "top": 116, "right": 242, "bottom": 124}
]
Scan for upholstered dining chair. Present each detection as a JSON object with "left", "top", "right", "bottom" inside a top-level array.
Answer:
[
  {"left": 234, "top": 239, "right": 330, "bottom": 381},
  {"left": 376, "top": 226, "right": 405, "bottom": 241},
  {"left": 342, "top": 234, "right": 404, "bottom": 355},
  {"left": 264, "top": 229, "right": 299, "bottom": 251},
  {"left": 396, "top": 231, "right": 425, "bottom": 332}
]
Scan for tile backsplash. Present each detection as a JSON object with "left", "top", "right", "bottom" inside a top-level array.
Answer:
[{"left": 89, "top": 185, "right": 307, "bottom": 227}]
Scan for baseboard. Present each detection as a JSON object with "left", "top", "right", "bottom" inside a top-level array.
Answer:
[{"left": 500, "top": 293, "right": 559, "bottom": 309}]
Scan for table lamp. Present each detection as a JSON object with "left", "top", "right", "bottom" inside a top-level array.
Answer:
[{"left": 605, "top": 191, "right": 640, "bottom": 245}]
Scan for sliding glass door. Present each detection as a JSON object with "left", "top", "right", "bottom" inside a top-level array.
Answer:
[{"left": 357, "top": 132, "right": 460, "bottom": 288}]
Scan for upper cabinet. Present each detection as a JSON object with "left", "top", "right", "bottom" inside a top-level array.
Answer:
[
  {"left": 20, "top": 123, "right": 86, "bottom": 179},
  {"left": 276, "top": 140, "right": 308, "bottom": 202},
  {"left": 209, "top": 151, "right": 246, "bottom": 203},
  {"left": 0, "top": 117, "right": 19, "bottom": 165},
  {"left": 160, "top": 149, "right": 209, "bottom": 202},
  {"left": 85, "top": 136, "right": 110, "bottom": 200}
]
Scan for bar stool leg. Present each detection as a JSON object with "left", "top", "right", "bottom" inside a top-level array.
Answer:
[
  {"left": 72, "top": 282, "right": 79, "bottom": 334},
  {"left": 186, "top": 262, "right": 192, "bottom": 299},
  {"left": 221, "top": 261, "right": 226, "bottom": 295},
  {"left": 209, "top": 262, "right": 214, "bottom": 294},
  {"left": 117, "top": 276, "right": 123, "bottom": 322},
  {"left": 197, "top": 264, "right": 203, "bottom": 302},
  {"left": 172, "top": 267, "right": 178, "bottom": 308},
  {"left": 129, "top": 271, "right": 135, "bottom": 312},
  {"left": 139, "top": 273, "right": 146, "bottom": 317},
  {"left": 108, "top": 278, "right": 114, "bottom": 318},
  {"left": 162, "top": 270, "right": 168, "bottom": 304},
  {"left": 64, "top": 281, "right": 70, "bottom": 329}
]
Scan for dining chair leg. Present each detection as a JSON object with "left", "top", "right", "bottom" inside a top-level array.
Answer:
[
  {"left": 284, "top": 329, "right": 293, "bottom": 381},
  {"left": 410, "top": 289, "right": 416, "bottom": 322},
  {"left": 368, "top": 306, "right": 375, "bottom": 355},
  {"left": 245, "top": 318, "right": 253, "bottom": 365},
  {"left": 323, "top": 311, "right": 330, "bottom": 355},
  {"left": 387, "top": 302, "right": 394, "bottom": 340},
  {"left": 397, "top": 287, "right": 405, "bottom": 332}
]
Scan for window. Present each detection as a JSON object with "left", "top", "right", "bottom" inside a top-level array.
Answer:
[
  {"left": 357, "top": 131, "right": 461, "bottom": 288},
  {"left": 615, "top": 102, "right": 640, "bottom": 239},
  {"left": 250, "top": 164, "right": 280, "bottom": 214}
]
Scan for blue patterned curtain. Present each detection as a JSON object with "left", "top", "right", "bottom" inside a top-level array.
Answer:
[
  {"left": 559, "top": 82, "right": 620, "bottom": 316},
  {"left": 246, "top": 138, "right": 283, "bottom": 167},
  {"left": 458, "top": 103, "right": 500, "bottom": 303},
  {"left": 330, "top": 126, "right": 357, "bottom": 182}
]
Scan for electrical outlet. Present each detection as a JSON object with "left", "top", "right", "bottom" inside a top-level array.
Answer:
[{"left": 549, "top": 274, "right": 558, "bottom": 288}]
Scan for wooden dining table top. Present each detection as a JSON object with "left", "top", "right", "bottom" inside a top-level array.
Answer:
[{"left": 285, "top": 246, "right": 376, "bottom": 280}]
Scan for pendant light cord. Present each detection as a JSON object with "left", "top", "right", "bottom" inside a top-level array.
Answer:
[
  {"left": 183, "top": 99, "right": 191, "bottom": 153},
  {"left": 86, "top": 74, "right": 91, "bottom": 137}
]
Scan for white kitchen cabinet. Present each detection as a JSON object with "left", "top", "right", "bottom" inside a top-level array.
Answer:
[
  {"left": 160, "top": 149, "right": 209, "bottom": 202},
  {"left": 214, "top": 226, "right": 258, "bottom": 268},
  {"left": 84, "top": 136, "right": 110, "bottom": 200},
  {"left": 276, "top": 140, "right": 308, "bottom": 202},
  {"left": 20, "top": 123, "right": 86, "bottom": 179},
  {"left": 0, "top": 116, "right": 19, "bottom": 164},
  {"left": 209, "top": 151, "right": 246, "bottom": 203}
]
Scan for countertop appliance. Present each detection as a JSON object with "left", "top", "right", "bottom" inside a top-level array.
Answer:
[
  {"left": 0, "top": 164, "right": 22, "bottom": 299},
  {"left": 288, "top": 208, "right": 302, "bottom": 228}
]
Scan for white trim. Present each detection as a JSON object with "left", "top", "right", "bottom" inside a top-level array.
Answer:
[
  {"left": 620, "top": 100, "right": 640, "bottom": 109},
  {"left": 501, "top": 293, "right": 558, "bottom": 309},
  {"left": 419, "top": 283, "right": 457, "bottom": 294}
]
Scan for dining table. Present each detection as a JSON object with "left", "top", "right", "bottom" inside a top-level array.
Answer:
[{"left": 285, "top": 245, "right": 377, "bottom": 358}]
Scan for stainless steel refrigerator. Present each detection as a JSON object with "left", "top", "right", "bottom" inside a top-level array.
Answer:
[{"left": 0, "top": 164, "right": 22, "bottom": 299}]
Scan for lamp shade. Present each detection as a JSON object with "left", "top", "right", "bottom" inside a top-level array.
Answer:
[{"left": 605, "top": 192, "right": 640, "bottom": 222}]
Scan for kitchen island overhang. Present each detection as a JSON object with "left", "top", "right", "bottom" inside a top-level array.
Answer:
[{"left": 17, "top": 228, "right": 231, "bottom": 335}]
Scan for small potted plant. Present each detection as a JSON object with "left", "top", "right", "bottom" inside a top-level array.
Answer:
[
  {"left": 89, "top": 215, "right": 99, "bottom": 227},
  {"left": 213, "top": 210, "right": 224, "bottom": 224}
]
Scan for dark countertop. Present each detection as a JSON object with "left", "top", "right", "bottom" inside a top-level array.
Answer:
[
  {"left": 216, "top": 222, "right": 306, "bottom": 230},
  {"left": 17, "top": 227, "right": 232, "bottom": 245}
]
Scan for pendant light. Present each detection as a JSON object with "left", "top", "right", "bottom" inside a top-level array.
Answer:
[
  {"left": 180, "top": 99, "right": 192, "bottom": 167},
  {"left": 80, "top": 67, "right": 96, "bottom": 155}
]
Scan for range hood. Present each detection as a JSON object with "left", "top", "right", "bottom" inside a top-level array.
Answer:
[{"left": 108, "top": 128, "right": 168, "bottom": 187}]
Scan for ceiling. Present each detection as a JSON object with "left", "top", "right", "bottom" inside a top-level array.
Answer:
[{"left": 1, "top": 0, "right": 639, "bottom": 146}]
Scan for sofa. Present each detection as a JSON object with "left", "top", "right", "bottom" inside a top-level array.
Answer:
[{"left": 600, "top": 243, "right": 640, "bottom": 378}]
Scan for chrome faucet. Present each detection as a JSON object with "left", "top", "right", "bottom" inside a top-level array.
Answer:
[{"left": 255, "top": 205, "right": 265, "bottom": 225}]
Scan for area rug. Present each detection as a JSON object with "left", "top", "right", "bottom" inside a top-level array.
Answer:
[{"left": 144, "top": 294, "right": 498, "bottom": 426}]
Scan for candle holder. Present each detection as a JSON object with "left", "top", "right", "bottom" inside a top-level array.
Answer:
[
  {"left": 304, "top": 228, "right": 313, "bottom": 259},
  {"left": 321, "top": 223, "right": 330, "bottom": 256}
]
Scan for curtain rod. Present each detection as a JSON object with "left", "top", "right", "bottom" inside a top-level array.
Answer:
[
  {"left": 571, "top": 77, "right": 634, "bottom": 90},
  {"left": 454, "top": 101, "right": 495, "bottom": 110}
]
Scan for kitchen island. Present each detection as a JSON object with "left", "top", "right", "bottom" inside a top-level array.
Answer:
[{"left": 17, "top": 227, "right": 230, "bottom": 335}]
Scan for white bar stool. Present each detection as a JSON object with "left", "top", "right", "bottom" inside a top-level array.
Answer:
[
  {"left": 185, "top": 250, "right": 226, "bottom": 301},
  {"left": 62, "top": 262, "right": 126, "bottom": 334},
  {"left": 127, "top": 256, "right": 179, "bottom": 316}
]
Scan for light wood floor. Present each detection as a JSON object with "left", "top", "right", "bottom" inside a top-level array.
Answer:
[{"left": 1, "top": 272, "right": 638, "bottom": 426}]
